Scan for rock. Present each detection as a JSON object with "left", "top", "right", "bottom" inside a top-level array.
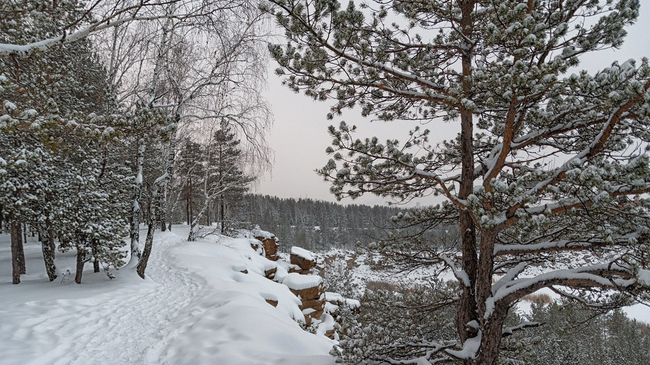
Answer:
[
  {"left": 265, "top": 299, "right": 278, "bottom": 307},
  {"left": 300, "top": 298, "right": 324, "bottom": 312},
  {"left": 324, "top": 329, "right": 336, "bottom": 339},
  {"left": 290, "top": 246, "right": 315, "bottom": 274},
  {"left": 264, "top": 266, "right": 277, "bottom": 280},
  {"left": 283, "top": 273, "right": 326, "bottom": 326},
  {"left": 324, "top": 302, "right": 339, "bottom": 317},
  {"left": 254, "top": 235, "right": 279, "bottom": 261},
  {"left": 284, "top": 277, "right": 322, "bottom": 300},
  {"left": 302, "top": 309, "right": 323, "bottom": 326},
  {"left": 249, "top": 240, "right": 264, "bottom": 255}
]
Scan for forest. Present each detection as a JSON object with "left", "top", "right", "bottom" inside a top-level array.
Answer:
[
  {"left": 3, "top": 0, "right": 650, "bottom": 365},
  {"left": 1, "top": 0, "right": 271, "bottom": 283},
  {"left": 240, "top": 194, "right": 406, "bottom": 251}
]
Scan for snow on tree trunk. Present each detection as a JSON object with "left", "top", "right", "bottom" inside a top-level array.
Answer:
[{"left": 129, "top": 141, "right": 145, "bottom": 264}]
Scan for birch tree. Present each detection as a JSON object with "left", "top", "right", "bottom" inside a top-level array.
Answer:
[
  {"left": 94, "top": 0, "right": 272, "bottom": 276},
  {"left": 266, "top": 0, "right": 650, "bottom": 363}
]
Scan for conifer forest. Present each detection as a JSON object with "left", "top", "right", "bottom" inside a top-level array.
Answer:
[{"left": 2, "top": 1, "right": 650, "bottom": 364}]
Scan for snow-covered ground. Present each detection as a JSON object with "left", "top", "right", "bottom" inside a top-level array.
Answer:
[{"left": 0, "top": 227, "right": 335, "bottom": 365}]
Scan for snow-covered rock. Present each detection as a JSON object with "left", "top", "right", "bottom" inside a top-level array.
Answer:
[
  {"left": 283, "top": 273, "right": 325, "bottom": 326},
  {"left": 290, "top": 246, "right": 316, "bottom": 274}
]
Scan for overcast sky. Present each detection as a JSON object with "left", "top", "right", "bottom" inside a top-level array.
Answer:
[{"left": 253, "top": 3, "right": 650, "bottom": 207}]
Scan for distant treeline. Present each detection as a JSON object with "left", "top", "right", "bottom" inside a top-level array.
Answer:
[{"left": 240, "top": 195, "right": 405, "bottom": 251}]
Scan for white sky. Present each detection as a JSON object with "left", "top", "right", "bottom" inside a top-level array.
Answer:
[{"left": 254, "top": 3, "right": 650, "bottom": 207}]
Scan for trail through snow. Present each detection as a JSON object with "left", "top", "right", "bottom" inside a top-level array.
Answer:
[
  {"left": 0, "top": 228, "right": 336, "bottom": 365},
  {"left": 0, "top": 231, "right": 199, "bottom": 365}
]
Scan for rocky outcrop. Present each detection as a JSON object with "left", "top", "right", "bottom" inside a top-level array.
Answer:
[
  {"left": 283, "top": 273, "right": 325, "bottom": 326},
  {"left": 252, "top": 226, "right": 280, "bottom": 261},
  {"left": 255, "top": 236, "right": 279, "bottom": 261},
  {"left": 289, "top": 246, "right": 315, "bottom": 274}
]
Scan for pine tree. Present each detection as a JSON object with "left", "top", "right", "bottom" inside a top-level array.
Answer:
[
  {"left": 207, "top": 121, "right": 255, "bottom": 234},
  {"left": 1, "top": 0, "right": 131, "bottom": 284},
  {"left": 266, "top": 0, "right": 650, "bottom": 363},
  {"left": 176, "top": 138, "right": 205, "bottom": 227}
]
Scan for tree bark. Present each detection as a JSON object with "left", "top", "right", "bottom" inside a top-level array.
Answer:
[
  {"left": 186, "top": 192, "right": 190, "bottom": 225},
  {"left": 41, "top": 219, "right": 57, "bottom": 281},
  {"left": 456, "top": 0, "right": 478, "bottom": 349},
  {"left": 137, "top": 211, "right": 156, "bottom": 279},
  {"left": 130, "top": 140, "right": 145, "bottom": 264},
  {"left": 189, "top": 177, "right": 193, "bottom": 226},
  {"left": 48, "top": 225, "right": 56, "bottom": 259},
  {"left": 161, "top": 185, "right": 167, "bottom": 231},
  {"left": 473, "top": 307, "right": 507, "bottom": 365},
  {"left": 220, "top": 194, "right": 225, "bottom": 234},
  {"left": 11, "top": 221, "right": 22, "bottom": 284},
  {"left": 92, "top": 240, "right": 100, "bottom": 273},
  {"left": 206, "top": 200, "right": 210, "bottom": 228},
  {"left": 15, "top": 221, "right": 26, "bottom": 274},
  {"left": 75, "top": 246, "right": 85, "bottom": 284}
]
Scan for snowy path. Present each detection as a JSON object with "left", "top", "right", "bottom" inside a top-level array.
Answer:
[{"left": 0, "top": 231, "right": 200, "bottom": 365}]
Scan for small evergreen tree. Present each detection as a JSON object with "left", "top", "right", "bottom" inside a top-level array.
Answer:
[{"left": 205, "top": 121, "right": 255, "bottom": 234}]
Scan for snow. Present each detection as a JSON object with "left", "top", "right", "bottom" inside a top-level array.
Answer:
[
  {"left": 325, "top": 292, "right": 344, "bottom": 303},
  {"left": 446, "top": 331, "right": 481, "bottom": 359},
  {"left": 250, "top": 226, "right": 276, "bottom": 240},
  {"left": 4, "top": 100, "right": 17, "bottom": 111},
  {"left": 291, "top": 246, "right": 314, "bottom": 261},
  {"left": 282, "top": 273, "right": 323, "bottom": 290},
  {"left": 0, "top": 227, "right": 335, "bottom": 365},
  {"left": 637, "top": 269, "right": 650, "bottom": 286},
  {"left": 345, "top": 299, "right": 360, "bottom": 309}
]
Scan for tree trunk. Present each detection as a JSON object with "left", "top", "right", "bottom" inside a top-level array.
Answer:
[
  {"left": 220, "top": 196, "right": 225, "bottom": 234},
  {"left": 161, "top": 185, "right": 167, "bottom": 231},
  {"left": 189, "top": 177, "right": 193, "bottom": 225},
  {"left": 206, "top": 200, "right": 211, "bottom": 228},
  {"left": 165, "top": 126, "right": 177, "bottom": 232},
  {"left": 186, "top": 193, "right": 190, "bottom": 225},
  {"left": 48, "top": 225, "right": 56, "bottom": 259},
  {"left": 137, "top": 212, "right": 156, "bottom": 279},
  {"left": 456, "top": 3, "right": 478, "bottom": 348},
  {"left": 15, "top": 221, "right": 26, "bottom": 274},
  {"left": 130, "top": 140, "right": 145, "bottom": 263},
  {"left": 11, "top": 221, "right": 21, "bottom": 284},
  {"left": 92, "top": 240, "right": 100, "bottom": 273},
  {"left": 137, "top": 165, "right": 171, "bottom": 278},
  {"left": 75, "top": 246, "right": 85, "bottom": 284},
  {"left": 472, "top": 309, "right": 507, "bottom": 365},
  {"left": 41, "top": 219, "right": 57, "bottom": 281}
]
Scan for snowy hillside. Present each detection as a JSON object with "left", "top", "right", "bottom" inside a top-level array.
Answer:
[{"left": 0, "top": 227, "right": 336, "bottom": 365}]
